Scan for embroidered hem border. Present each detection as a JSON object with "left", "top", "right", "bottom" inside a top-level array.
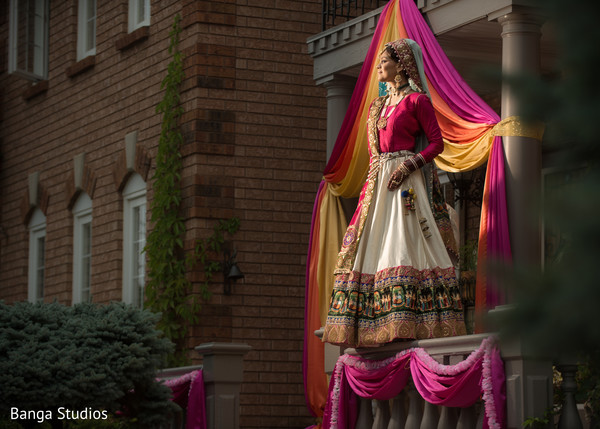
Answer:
[
  {"left": 323, "top": 265, "right": 466, "bottom": 347},
  {"left": 323, "top": 316, "right": 466, "bottom": 347}
]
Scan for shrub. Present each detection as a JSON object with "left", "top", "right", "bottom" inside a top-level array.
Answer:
[{"left": 0, "top": 301, "right": 176, "bottom": 428}]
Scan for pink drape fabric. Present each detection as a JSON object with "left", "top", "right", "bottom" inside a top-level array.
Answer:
[
  {"left": 305, "top": 0, "right": 513, "bottom": 421},
  {"left": 346, "top": 354, "right": 412, "bottom": 400},
  {"left": 410, "top": 349, "right": 483, "bottom": 407},
  {"left": 324, "top": 1, "right": 395, "bottom": 175},
  {"left": 482, "top": 138, "right": 512, "bottom": 308},
  {"left": 399, "top": 0, "right": 499, "bottom": 124},
  {"left": 162, "top": 369, "right": 207, "bottom": 429},
  {"left": 399, "top": 0, "right": 511, "bottom": 311},
  {"left": 323, "top": 337, "right": 505, "bottom": 429}
]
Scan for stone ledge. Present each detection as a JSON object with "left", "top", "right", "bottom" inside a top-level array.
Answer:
[
  {"left": 22, "top": 80, "right": 49, "bottom": 100},
  {"left": 65, "top": 55, "right": 96, "bottom": 78},
  {"left": 115, "top": 25, "right": 149, "bottom": 51},
  {"left": 195, "top": 342, "right": 252, "bottom": 357}
]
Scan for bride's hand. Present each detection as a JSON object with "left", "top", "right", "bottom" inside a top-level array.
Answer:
[{"left": 387, "top": 168, "right": 407, "bottom": 191}]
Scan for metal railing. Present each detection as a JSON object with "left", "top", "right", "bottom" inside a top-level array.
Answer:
[{"left": 322, "top": 0, "right": 385, "bottom": 30}]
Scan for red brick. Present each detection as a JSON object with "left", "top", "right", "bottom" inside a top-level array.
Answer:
[{"left": 0, "top": 0, "right": 329, "bottom": 427}]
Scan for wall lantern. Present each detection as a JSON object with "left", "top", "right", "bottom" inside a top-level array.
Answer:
[{"left": 223, "top": 250, "right": 244, "bottom": 295}]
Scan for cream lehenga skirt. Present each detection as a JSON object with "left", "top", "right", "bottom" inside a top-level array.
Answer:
[{"left": 322, "top": 151, "right": 466, "bottom": 347}]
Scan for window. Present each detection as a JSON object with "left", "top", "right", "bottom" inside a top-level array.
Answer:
[
  {"left": 77, "top": 0, "right": 96, "bottom": 60},
  {"left": 28, "top": 209, "right": 46, "bottom": 303},
  {"left": 122, "top": 174, "right": 146, "bottom": 308},
  {"left": 128, "top": 0, "right": 150, "bottom": 32},
  {"left": 8, "top": 0, "right": 50, "bottom": 81},
  {"left": 72, "top": 193, "right": 92, "bottom": 304}
]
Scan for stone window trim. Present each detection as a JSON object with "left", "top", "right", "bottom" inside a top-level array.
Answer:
[
  {"left": 115, "top": 25, "right": 149, "bottom": 51},
  {"left": 21, "top": 172, "right": 50, "bottom": 225},
  {"left": 113, "top": 131, "right": 152, "bottom": 192},
  {"left": 66, "top": 55, "right": 96, "bottom": 79},
  {"left": 22, "top": 80, "right": 49, "bottom": 101},
  {"left": 65, "top": 153, "right": 97, "bottom": 211}
]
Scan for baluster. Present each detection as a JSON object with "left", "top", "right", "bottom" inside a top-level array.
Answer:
[
  {"left": 373, "top": 399, "right": 391, "bottom": 429},
  {"left": 356, "top": 397, "right": 374, "bottom": 429},
  {"left": 557, "top": 363, "right": 583, "bottom": 429},
  {"left": 420, "top": 401, "right": 439, "bottom": 429},
  {"left": 405, "top": 384, "right": 423, "bottom": 429},
  {"left": 475, "top": 403, "right": 484, "bottom": 429},
  {"left": 437, "top": 406, "right": 458, "bottom": 429},
  {"left": 456, "top": 404, "right": 477, "bottom": 429},
  {"left": 388, "top": 392, "right": 407, "bottom": 429}
]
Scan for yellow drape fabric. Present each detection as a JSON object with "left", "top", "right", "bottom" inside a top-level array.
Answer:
[
  {"left": 317, "top": 2, "right": 406, "bottom": 325},
  {"left": 435, "top": 116, "right": 545, "bottom": 172}
]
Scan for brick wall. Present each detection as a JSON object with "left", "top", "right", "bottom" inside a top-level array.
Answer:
[{"left": 0, "top": 0, "right": 326, "bottom": 427}]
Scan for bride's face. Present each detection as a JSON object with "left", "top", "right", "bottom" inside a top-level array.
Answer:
[{"left": 377, "top": 51, "right": 398, "bottom": 83}]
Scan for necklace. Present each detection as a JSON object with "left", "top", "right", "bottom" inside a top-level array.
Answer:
[{"left": 376, "top": 84, "right": 411, "bottom": 130}]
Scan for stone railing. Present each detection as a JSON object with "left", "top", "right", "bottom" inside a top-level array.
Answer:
[
  {"left": 342, "top": 333, "right": 491, "bottom": 429},
  {"left": 317, "top": 326, "right": 561, "bottom": 429},
  {"left": 157, "top": 342, "right": 252, "bottom": 429},
  {"left": 353, "top": 389, "right": 483, "bottom": 429}
]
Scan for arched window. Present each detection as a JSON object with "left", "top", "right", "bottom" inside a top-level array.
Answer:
[
  {"left": 28, "top": 208, "right": 46, "bottom": 303},
  {"left": 122, "top": 173, "right": 146, "bottom": 308},
  {"left": 72, "top": 192, "right": 92, "bottom": 304}
]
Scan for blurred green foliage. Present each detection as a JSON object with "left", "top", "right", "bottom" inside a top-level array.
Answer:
[
  {"left": 0, "top": 302, "right": 175, "bottom": 428},
  {"left": 497, "top": 0, "right": 600, "bottom": 425}
]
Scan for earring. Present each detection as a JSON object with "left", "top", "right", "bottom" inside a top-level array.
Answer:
[{"left": 408, "top": 78, "right": 419, "bottom": 92}]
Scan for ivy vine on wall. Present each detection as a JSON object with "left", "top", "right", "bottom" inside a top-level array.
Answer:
[
  {"left": 144, "top": 13, "right": 189, "bottom": 357},
  {"left": 144, "top": 15, "right": 240, "bottom": 365}
]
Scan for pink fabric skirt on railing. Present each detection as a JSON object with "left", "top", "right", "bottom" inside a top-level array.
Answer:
[
  {"left": 323, "top": 336, "right": 505, "bottom": 429},
  {"left": 162, "top": 369, "right": 207, "bottom": 429}
]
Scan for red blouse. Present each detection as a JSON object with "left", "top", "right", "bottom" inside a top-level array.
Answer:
[{"left": 377, "top": 92, "right": 443, "bottom": 163}]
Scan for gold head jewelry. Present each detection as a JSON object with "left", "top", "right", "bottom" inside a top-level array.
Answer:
[{"left": 384, "top": 39, "right": 424, "bottom": 93}]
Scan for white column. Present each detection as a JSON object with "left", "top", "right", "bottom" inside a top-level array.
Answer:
[
  {"left": 500, "top": 336, "right": 553, "bottom": 429},
  {"left": 498, "top": 10, "right": 544, "bottom": 271},
  {"left": 320, "top": 74, "right": 356, "bottom": 162},
  {"left": 495, "top": 12, "right": 554, "bottom": 429}
]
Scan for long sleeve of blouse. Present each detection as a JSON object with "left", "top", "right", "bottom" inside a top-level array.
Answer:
[{"left": 377, "top": 93, "right": 444, "bottom": 163}]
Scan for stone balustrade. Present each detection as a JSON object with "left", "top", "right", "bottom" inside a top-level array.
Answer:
[
  {"left": 344, "top": 333, "right": 490, "bottom": 429},
  {"left": 157, "top": 342, "right": 252, "bottom": 429}
]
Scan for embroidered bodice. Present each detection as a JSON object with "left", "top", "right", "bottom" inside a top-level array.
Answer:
[{"left": 377, "top": 92, "right": 443, "bottom": 163}]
